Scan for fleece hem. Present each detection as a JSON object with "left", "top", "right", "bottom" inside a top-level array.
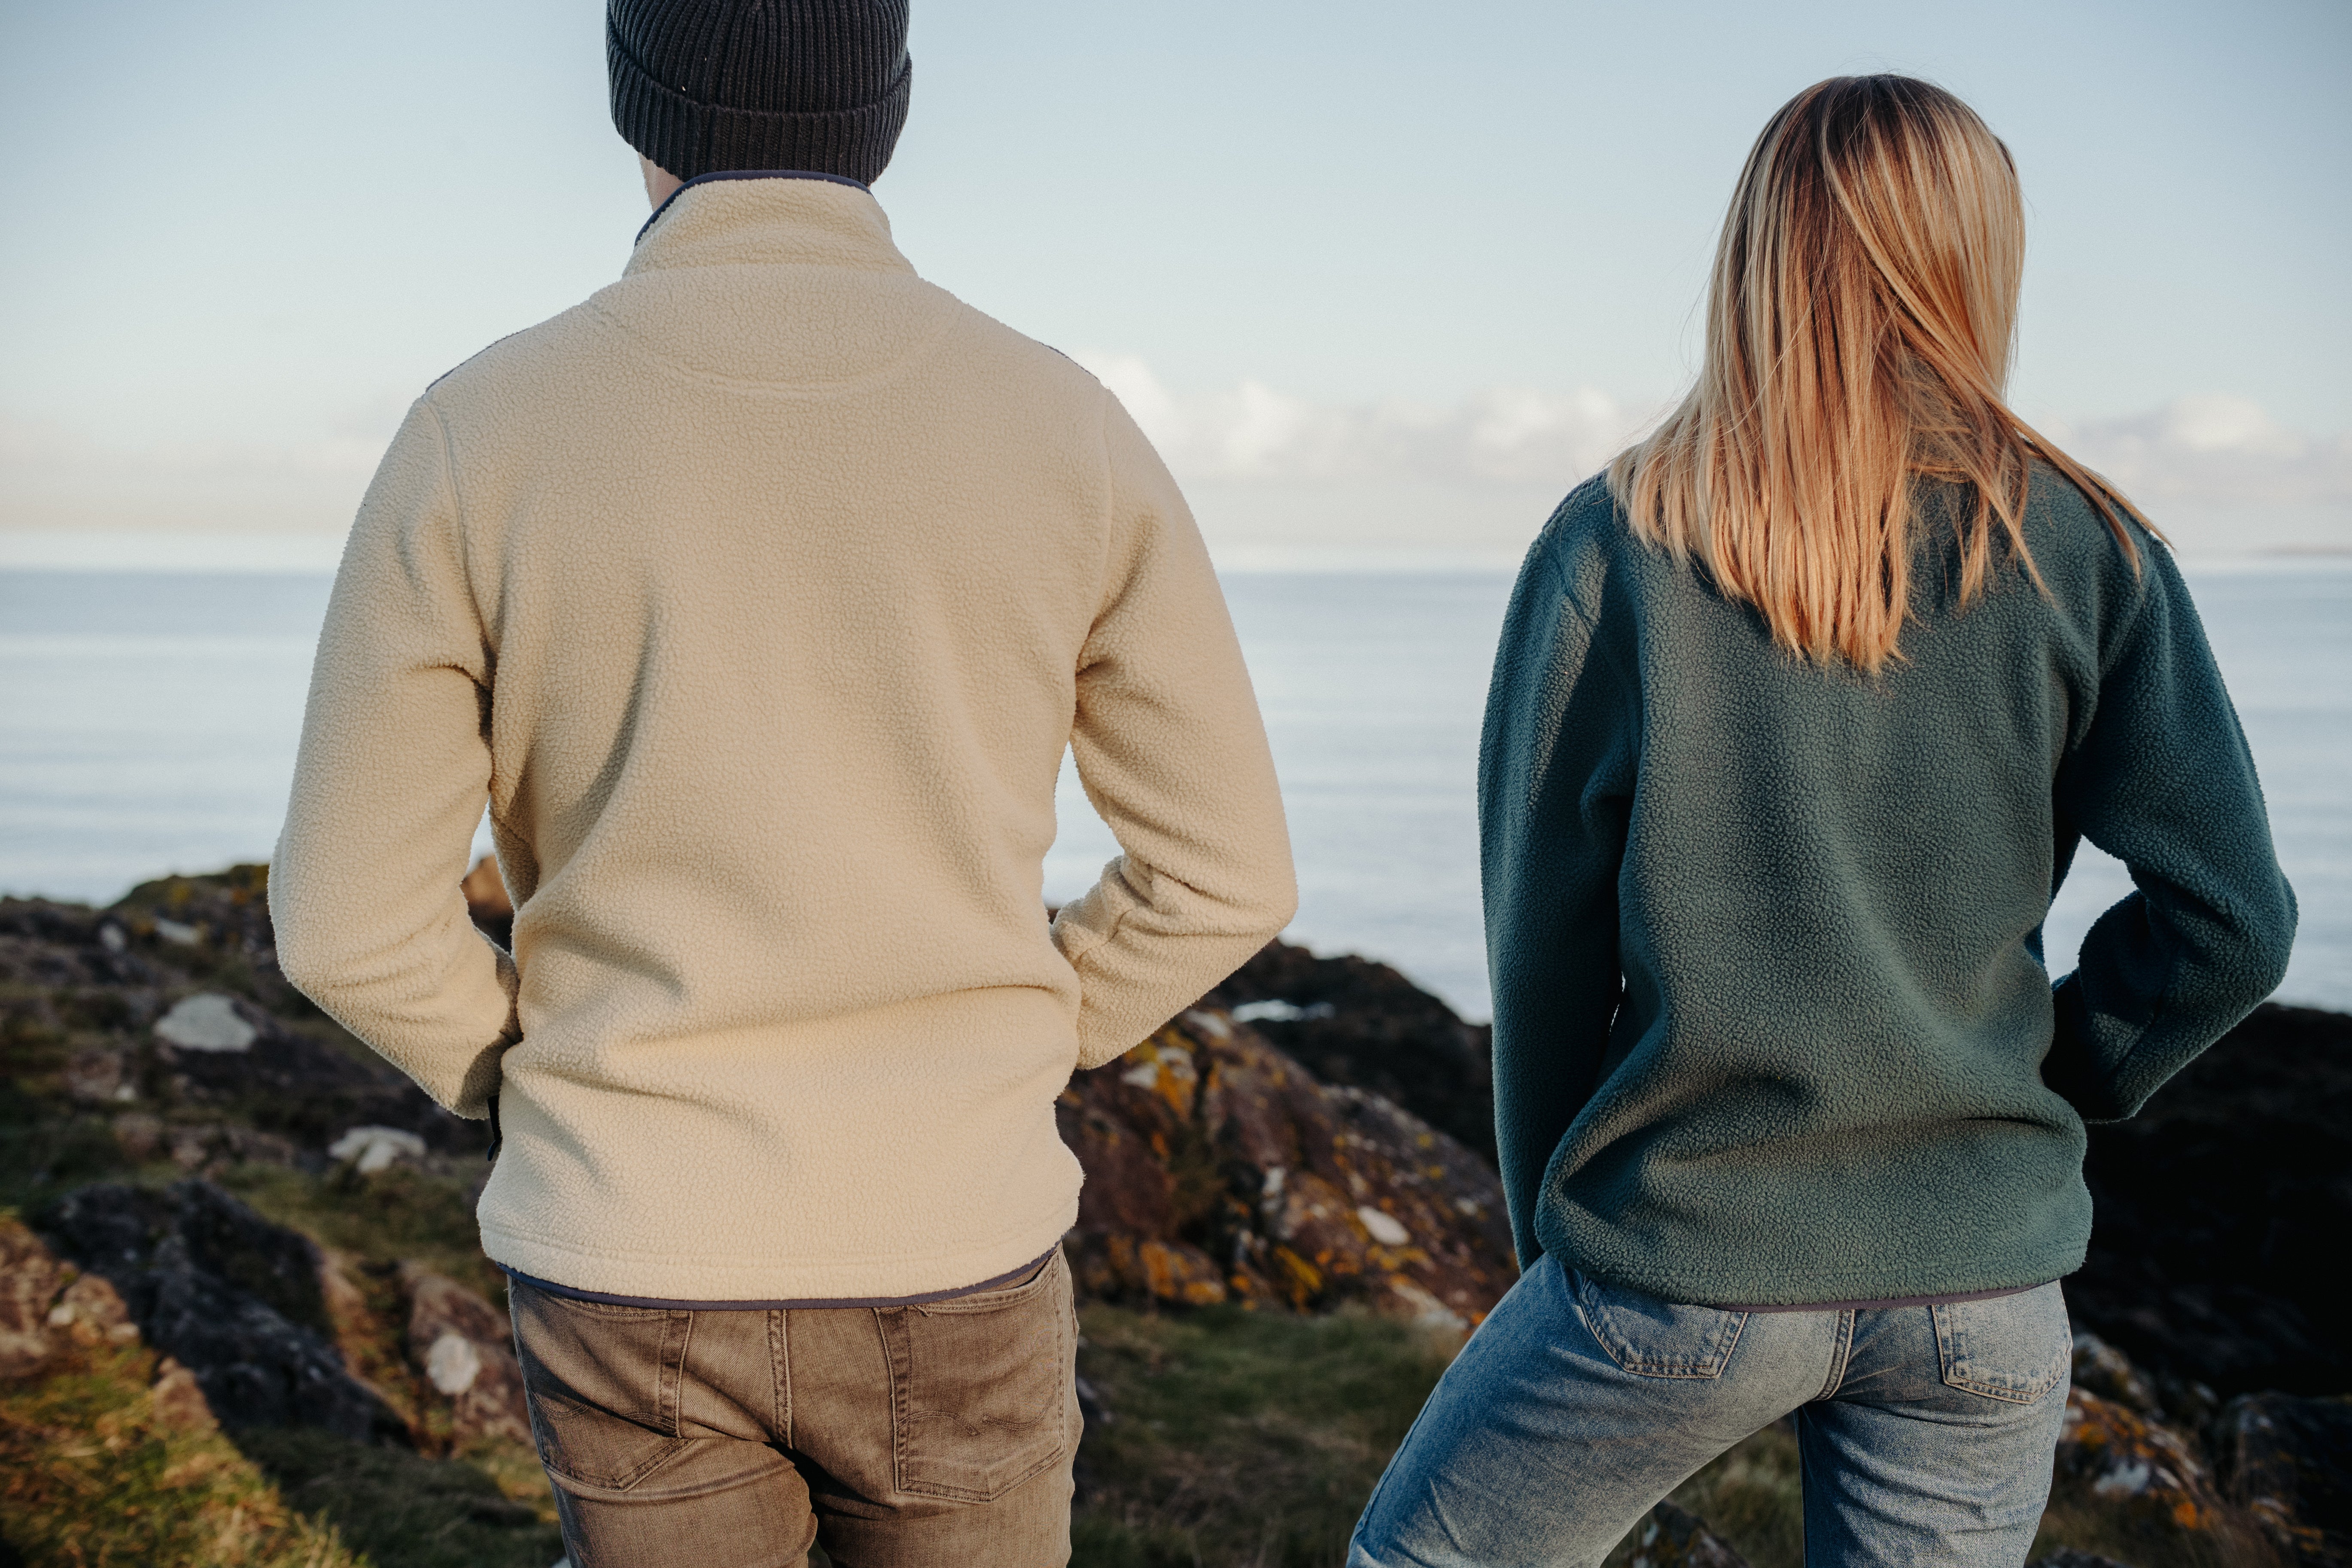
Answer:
[{"left": 480, "top": 1203, "right": 1080, "bottom": 1306}]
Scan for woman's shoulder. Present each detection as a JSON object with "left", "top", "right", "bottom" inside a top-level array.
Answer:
[
  {"left": 1525, "top": 474, "right": 1638, "bottom": 615},
  {"left": 2016, "top": 459, "right": 2174, "bottom": 617}
]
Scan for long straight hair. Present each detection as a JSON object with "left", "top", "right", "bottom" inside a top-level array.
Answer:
[{"left": 1607, "top": 75, "right": 2144, "bottom": 672}]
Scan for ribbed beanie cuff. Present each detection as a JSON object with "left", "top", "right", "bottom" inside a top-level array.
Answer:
[{"left": 608, "top": 1, "right": 912, "bottom": 186}]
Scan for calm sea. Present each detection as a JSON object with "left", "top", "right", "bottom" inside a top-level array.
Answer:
[{"left": 3, "top": 560, "right": 2345, "bottom": 1018}]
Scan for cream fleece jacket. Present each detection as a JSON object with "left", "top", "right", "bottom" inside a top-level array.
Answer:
[{"left": 270, "top": 175, "right": 1296, "bottom": 1302}]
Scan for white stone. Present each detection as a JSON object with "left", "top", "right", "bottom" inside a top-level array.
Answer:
[
  {"left": 328, "top": 1125, "right": 428, "bottom": 1174},
  {"left": 98, "top": 924, "right": 126, "bottom": 953},
  {"left": 153, "top": 918, "right": 202, "bottom": 946},
  {"left": 2093, "top": 1459, "right": 2154, "bottom": 1498},
  {"left": 1231, "top": 999, "right": 1336, "bottom": 1024},
  {"left": 1180, "top": 1009, "right": 1232, "bottom": 1040},
  {"left": 1357, "top": 1206, "right": 1412, "bottom": 1247},
  {"left": 1385, "top": 1276, "right": 1469, "bottom": 1334},
  {"left": 153, "top": 994, "right": 256, "bottom": 1053},
  {"left": 425, "top": 1331, "right": 482, "bottom": 1395}
]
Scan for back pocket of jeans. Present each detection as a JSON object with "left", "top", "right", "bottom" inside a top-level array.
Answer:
[
  {"left": 510, "top": 1285, "right": 694, "bottom": 1491},
  {"left": 1571, "top": 1267, "right": 1747, "bottom": 1379},
  {"left": 878, "top": 1253, "right": 1073, "bottom": 1503},
  {"left": 1933, "top": 1284, "right": 2070, "bottom": 1404}
]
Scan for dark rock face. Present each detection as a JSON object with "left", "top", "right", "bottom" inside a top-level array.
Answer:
[
  {"left": 158, "top": 995, "right": 465, "bottom": 1155},
  {"left": 36, "top": 1180, "right": 406, "bottom": 1444},
  {"left": 1203, "top": 939, "right": 1496, "bottom": 1162},
  {"left": 1060, "top": 1009, "right": 1517, "bottom": 1325},
  {"left": 2071, "top": 1003, "right": 2352, "bottom": 1399},
  {"left": 0, "top": 872, "right": 488, "bottom": 1169},
  {"left": 2221, "top": 1392, "right": 2352, "bottom": 1566}
]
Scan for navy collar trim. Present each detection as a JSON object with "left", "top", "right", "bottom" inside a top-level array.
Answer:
[{"left": 636, "top": 168, "right": 870, "bottom": 244}]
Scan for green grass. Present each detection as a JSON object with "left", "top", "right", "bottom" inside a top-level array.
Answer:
[
  {"left": 2029, "top": 1472, "right": 2284, "bottom": 1568},
  {"left": 1643, "top": 1425, "right": 1805, "bottom": 1568},
  {"left": 0, "top": 1338, "right": 364, "bottom": 1568},
  {"left": 0, "top": 1267, "right": 560, "bottom": 1568},
  {"left": 217, "top": 1162, "right": 508, "bottom": 1307},
  {"left": 231, "top": 1430, "right": 562, "bottom": 1568},
  {"left": 1068, "top": 1302, "right": 1815, "bottom": 1568},
  {"left": 1069, "top": 1302, "right": 1455, "bottom": 1568}
]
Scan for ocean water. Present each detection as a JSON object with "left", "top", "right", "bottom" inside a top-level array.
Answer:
[{"left": 3, "top": 560, "right": 2346, "bottom": 1019}]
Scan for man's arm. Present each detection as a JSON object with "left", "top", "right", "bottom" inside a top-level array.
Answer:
[
  {"left": 269, "top": 396, "right": 517, "bottom": 1118},
  {"left": 1050, "top": 396, "right": 1298, "bottom": 1069}
]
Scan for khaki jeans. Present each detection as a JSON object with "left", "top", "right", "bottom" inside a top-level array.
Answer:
[{"left": 510, "top": 1252, "right": 1078, "bottom": 1568}]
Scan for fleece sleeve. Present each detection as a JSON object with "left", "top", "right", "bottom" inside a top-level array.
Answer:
[
  {"left": 1478, "top": 533, "right": 1638, "bottom": 1268},
  {"left": 268, "top": 396, "right": 517, "bottom": 1118},
  {"left": 2045, "top": 542, "right": 2297, "bottom": 1120},
  {"left": 1049, "top": 394, "right": 1299, "bottom": 1069}
]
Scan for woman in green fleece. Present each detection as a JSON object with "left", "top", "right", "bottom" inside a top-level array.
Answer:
[{"left": 1351, "top": 76, "right": 2295, "bottom": 1567}]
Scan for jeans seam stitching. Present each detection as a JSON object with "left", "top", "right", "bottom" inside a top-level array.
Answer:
[
  {"left": 665, "top": 1310, "right": 693, "bottom": 1437},
  {"left": 876, "top": 1307, "right": 909, "bottom": 1496},
  {"left": 772, "top": 1309, "right": 791, "bottom": 1450},
  {"left": 1816, "top": 1309, "right": 1854, "bottom": 1401}
]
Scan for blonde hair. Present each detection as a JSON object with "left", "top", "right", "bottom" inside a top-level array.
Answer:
[{"left": 1607, "top": 75, "right": 2144, "bottom": 672}]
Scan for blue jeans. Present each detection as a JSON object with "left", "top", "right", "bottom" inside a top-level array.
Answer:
[{"left": 1350, "top": 1256, "right": 2070, "bottom": 1567}]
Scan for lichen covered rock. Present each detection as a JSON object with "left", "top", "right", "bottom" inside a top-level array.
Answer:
[
  {"left": 37, "top": 1179, "right": 407, "bottom": 1443},
  {"left": 1060, "top": 1008, "right": 1516, "bottom": 1325},
  {"left": 2054, "top": 1385, "right": 2225, "bottom": 1532},
  {"left": 2221, "top": 1391, "right": 2352, "bottom": 1566},
  {"left": 399, "top": 1262, "right": 530, "bottom": 1443}
]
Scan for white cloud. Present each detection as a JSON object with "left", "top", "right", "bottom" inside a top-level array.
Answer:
[
  {"left": 2045, "top": 396, "right": 2352, "bottom": 505},
  {"left": 3, "top": 374, "right": 2344, "bottom": 559},
  {"left": 0, "top": 414, "right": 383, "bottom": 535},
  {"left": 1074, "top": 351, "right": 1661, "bottom": 489},
  {"left": 1078, "top": 358, "right": 2352, "bottom": 557}
]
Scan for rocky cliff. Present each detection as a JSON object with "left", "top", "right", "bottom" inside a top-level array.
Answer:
[{"left": 3, "top": 863, "right": 2349, "bottom": 1568}]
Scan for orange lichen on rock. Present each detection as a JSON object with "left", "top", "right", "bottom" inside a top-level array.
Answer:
[{"left": 1059, "top": 1008, "right": 1515, "bottom": 1325}]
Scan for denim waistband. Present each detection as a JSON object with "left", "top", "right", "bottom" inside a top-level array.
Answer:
[
  {"left": 1722, "top": 1282, "right": 2041, "bottom": 1313},
  {"left": 501, "top": 1249, "right": 1059, "bottom": 1312}
]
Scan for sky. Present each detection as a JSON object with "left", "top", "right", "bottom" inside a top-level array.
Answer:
[{"left": 2, "top": 0, "right": 2348, "bottom": 559}]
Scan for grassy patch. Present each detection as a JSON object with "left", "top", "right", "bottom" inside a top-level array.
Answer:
[
  {"left": 231, "top": 1430, "right": 561, "bottom": 1568},
  {"left": 1070, "top": 1302, "right": 1455, "bottom": 1568},
  {"left": 1597, "top": 1425, "right": 1805, "bottom": 1568},
  {"left": 216, "top": 1163, "right": 506, "bottom": 1306},
  {"left": 0, "top": 1339, "right": 362, "bottom": 1568},
  {"left": 2030, "top": 1475, "right": 2284, "bottom": 1568}
]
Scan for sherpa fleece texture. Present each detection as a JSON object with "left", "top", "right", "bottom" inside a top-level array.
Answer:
[
  {"left": 1481, "top": 471, "right": 2295, "bottom": 1307},
  {"left": 271, "top": 176, "right": 1296, "bottom": 1303}
]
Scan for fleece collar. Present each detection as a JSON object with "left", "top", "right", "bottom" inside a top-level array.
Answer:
[
  {"left": 635, "top": 169, "right": 869, "bottom": 244},
  {"left": 624, "top": 168, "right": 911, "bottom": 281}
]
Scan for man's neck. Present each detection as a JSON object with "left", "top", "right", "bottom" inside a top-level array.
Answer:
[{"left": 640, "top": 155, "right": 683, "bottom": 210}]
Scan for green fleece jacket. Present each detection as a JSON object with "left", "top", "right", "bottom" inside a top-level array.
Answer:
[{"left": 1480, "top": 469, "right": 2296, "bottom": 1306}]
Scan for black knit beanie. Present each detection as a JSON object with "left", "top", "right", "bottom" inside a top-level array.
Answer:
[{"left": 609, "top": 0, "right": 912, "bottom": 186}]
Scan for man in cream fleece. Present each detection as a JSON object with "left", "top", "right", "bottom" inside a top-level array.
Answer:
[{"left": 270, "top": 1, "right": 1295, "bottom": 1561}]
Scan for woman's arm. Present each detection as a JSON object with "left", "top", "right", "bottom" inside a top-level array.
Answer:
[
  {"left": 2046, "top": 544, "right": 2297, "bottom": 1120},
  {"left": 1479, "top": 517, "right": 1638, "bottom": 1267}
]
